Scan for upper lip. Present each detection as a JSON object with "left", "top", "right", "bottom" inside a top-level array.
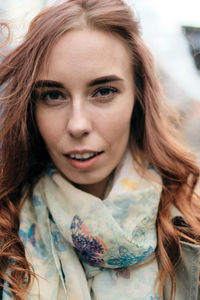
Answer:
[{"left": 65, "top": 149, "right": 103, "bottom": 155}]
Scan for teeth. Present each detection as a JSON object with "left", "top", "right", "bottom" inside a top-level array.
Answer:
[
  {"left": 69, "top": 152, "right": 98, "bottom": 160},
  {"left": 82, "top": 153, "right": 91, "bottom": 159},
  {"left": 75, "top": 154, "right": 83, "bottom": 159}
]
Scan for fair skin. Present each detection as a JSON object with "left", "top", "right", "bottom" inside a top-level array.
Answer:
[{"left": 35, "top": 28, "right": 135, "bottom": 198}]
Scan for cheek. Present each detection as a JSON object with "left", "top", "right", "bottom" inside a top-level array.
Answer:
[
  {"left": 97, "top": 106, "right": 133, "bottom": 147},
  {"left": 35, "top": 108, "right": 62, "bottom": 147}
]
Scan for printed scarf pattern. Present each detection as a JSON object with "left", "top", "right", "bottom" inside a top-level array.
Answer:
[{"left": 3, "top": 151, "right": 162, "bottom": 300}]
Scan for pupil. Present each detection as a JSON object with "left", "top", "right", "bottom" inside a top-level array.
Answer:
[
  {"left": 50, "top": 92, "right": 60, "bottom": 99},
  {"left": 101, "top": 88, "right": 110, "bottom": 95}
]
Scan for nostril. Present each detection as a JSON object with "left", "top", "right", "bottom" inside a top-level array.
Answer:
[
  {"left": 67, "top": 122, "right": 92, "bottom": 138},
  {"left": 83, "top": 131, "right": 89, "bottom": 136},
  {"left": 67, "top": 113, "right": 92, "bottom": 138},
  {"left": 69, "top": 130, "right": 89, "bottom": 138}
]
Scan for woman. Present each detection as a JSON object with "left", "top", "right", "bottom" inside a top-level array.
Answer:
[{"left": 0, "top": 0, "right": 200, "bottom": 299}]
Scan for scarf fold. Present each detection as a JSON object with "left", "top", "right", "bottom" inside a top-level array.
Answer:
[{"left": 3, "top": 151, "right": 162, "bottom": 300}]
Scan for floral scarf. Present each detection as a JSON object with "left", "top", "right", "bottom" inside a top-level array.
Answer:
[{"left": 3, "top": 151, "right": 162, "bottom": 300}]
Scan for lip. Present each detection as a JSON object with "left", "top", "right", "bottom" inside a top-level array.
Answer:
[
  {"left": 64, "top": 151, "right": 103, "bottom": 170},
  {"left": 65, "top": 149, "right": 101, "bottom": 155}
]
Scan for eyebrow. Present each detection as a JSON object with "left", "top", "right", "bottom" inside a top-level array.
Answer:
[
  {"left": 34, "top": 75, "right": 124, "bottom": 89},
  {"left": 34, "top": 80, "right": 65, "bottom": 89},
  {"left": 88, "top": 75, "right": 124, "bottom": 86}
]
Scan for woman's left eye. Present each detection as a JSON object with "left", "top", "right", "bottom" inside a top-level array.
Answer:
[{"left": 93, "top": 87, "right": 118, "bottom": 99}]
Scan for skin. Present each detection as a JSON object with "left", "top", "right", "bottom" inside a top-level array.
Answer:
[{"left": 35, "top": 28, "right": 135, "bottom": 198}]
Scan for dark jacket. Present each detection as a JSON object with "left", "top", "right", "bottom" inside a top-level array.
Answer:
[{"left": 164, "top": 240, "right": 200, "bottom": 300}]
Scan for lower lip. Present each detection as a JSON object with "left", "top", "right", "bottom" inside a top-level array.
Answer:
[{"left": 64, "top": 153, "right": 102, "bottom": 170}]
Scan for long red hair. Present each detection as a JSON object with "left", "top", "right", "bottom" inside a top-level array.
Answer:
[{"left": 0, "top": 0, "right": 199, "bottom": 299}]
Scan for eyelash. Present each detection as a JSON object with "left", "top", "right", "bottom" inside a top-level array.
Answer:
[
  {"left": 40, "top": 90, "right": 66, "bottom": 102},
  {"left": 39, "top": 86, "right": 119, "bottom": 104},
  {"left": 92, "top": 86, "right": 119, "bottom": 100}
]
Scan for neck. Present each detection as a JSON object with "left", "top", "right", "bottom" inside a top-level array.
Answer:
[{"left": 76, "top": 177, "right": 110, "bottom": 199}]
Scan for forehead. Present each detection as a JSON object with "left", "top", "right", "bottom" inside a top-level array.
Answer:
[{"left": 38, "top": 28, "right": 133, "bottom": 82}]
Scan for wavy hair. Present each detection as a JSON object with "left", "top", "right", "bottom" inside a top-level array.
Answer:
[{"left": 0, "top": 0, "right": 199, "bottom": 299}]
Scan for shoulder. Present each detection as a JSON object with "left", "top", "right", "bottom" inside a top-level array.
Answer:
[
  {"left": 164, "top": 216, "right": 200, "bottom": 300},
  {"left": 175, "top": 241, "right": 200, "bottom": 300}
]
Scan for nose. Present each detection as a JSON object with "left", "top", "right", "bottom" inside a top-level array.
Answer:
[{"left": 67, "top": 102, "right": 92, "bottom": 138}]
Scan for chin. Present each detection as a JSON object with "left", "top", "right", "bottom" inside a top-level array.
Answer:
[{"left": 69, "top": 177, "right": 106, "bottom": 186}]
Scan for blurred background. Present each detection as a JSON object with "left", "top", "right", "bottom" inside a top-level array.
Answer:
[{"left": 0, "top": 0, "right": 200, "bottom": 160}]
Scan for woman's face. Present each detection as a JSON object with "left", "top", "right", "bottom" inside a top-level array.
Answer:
[{"left": 35, "top": 28, "right": 135, "bottom": 197}]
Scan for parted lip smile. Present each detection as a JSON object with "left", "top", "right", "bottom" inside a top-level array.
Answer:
[{"left": 65, "top": 150, "right": 104, "bottom": 161}]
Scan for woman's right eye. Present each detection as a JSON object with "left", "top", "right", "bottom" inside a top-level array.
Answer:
[{"left": 40, "top": 90, "right": 66, "bottom": 103}]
